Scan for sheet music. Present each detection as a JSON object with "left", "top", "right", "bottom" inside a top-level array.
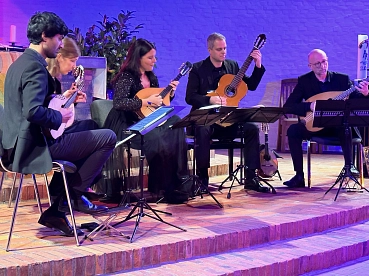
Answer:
[{"left": 128, "top": 106, "right": 174, "bottom": 132}]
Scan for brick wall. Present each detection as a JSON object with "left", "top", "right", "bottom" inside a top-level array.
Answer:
[{"left": 1, "top": 0, "right": 369, "bottom": 148}]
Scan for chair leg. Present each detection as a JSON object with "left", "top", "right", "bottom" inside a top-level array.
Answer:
[
  {"left": 358, "top": 143, "right": 364, "bottom": 186},
  {"left": 8, "top": 173, "right": 17, "bottom": 208},
  {"left": 59, "top": 165, "right": 80, "bottom": 246},
  {"left": 43, "top": 174, "right": 52, "bottom": 206},
  {"left": 228, "top": 148, "right": 234, "bottom": 180},
  {"left": 6, "top": 173, "right": 24, "bottom": 252},
  {"left": 0, "top": 172, "right": 5, "bottom": 197},
  {"left": 307, "top": 140, "right": 311, "bottom": 188},
  {"left": 32, "top": 174, "right": 43, "bottom": 214}
]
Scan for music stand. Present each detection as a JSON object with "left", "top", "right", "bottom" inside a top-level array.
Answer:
[
  {"left": 314, "top": 99, "right": 369, "bottom": 201},
  {"left": 217, "top": 106, "right": 285, "bottom": 196},
  {"left": 113, "top": 106, "right": 187, "bottom": 242},
  {"left": 172, "top": 106, "right": 236, "bottom": 208}
]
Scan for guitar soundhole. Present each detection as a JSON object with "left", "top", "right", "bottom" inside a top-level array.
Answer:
[{"left": 225, "top": 85, "right": 236, "bottom": 98}]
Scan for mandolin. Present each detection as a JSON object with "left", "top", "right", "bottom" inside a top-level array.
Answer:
[
  {"left": 206, "top": 34, "right": 266, "bottom": 106},
  {"left": 258, "top": 123, "right": 279, "bottom": 178},
  {"left": 135, "top": 62, "right": 192, "bottom": 119},
  {"left": 46, "top": 65, "right": 84, "bottom": 139},
  {"left": 300, "top": 77, "right": 369, "bottom": 132}
]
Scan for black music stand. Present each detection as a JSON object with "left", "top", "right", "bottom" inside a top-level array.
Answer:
[
  {"left": 113, "top": 106, "right": 187, "bottom": 242},
  {"left": 172, "top": 106, "right": 236, "bottom": 208},
  {"left": 313, "top": 99, "right": 369, "bottom": 201},
  {"left": 217, "top": 106, "right": 285, "bottom": 196}
]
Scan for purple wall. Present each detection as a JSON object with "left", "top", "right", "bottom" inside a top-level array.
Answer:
[{"left": 1, "top": 0, "right": 369, "bottom": 147}]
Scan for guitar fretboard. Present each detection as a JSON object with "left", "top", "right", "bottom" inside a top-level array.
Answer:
[{"left": 228, "top": 49, "right": 255, "bottom": 90}]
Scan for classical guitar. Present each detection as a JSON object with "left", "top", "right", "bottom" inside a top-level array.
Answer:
[
  {"left": 135, "top": 61, "right": 193, "bottom": 119},
  {"left": 206, "top": 34, "right": 267, "bottom": 106},
  {"left": 300, "top": 77, "right": 369, "bottom": 132},
  {"left": 258, "top": 123, "right": 279, "bottom": 178},
  {"left": 47, "top": 65, "right": 84, "bottom": 139}
]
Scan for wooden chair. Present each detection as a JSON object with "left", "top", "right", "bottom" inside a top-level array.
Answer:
[{"left": 277, "top": 78, "right": 299, "bottom": 152}]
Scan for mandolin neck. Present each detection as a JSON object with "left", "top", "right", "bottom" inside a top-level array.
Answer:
[{"left": 159, "top": 73, "right": 182, "bottom": 98}]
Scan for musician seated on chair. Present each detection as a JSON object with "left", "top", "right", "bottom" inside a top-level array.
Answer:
[
  {"left": 185, "top": 32, "right": 270, "bottom": 193},
  {"left": 101, "top": 38, "right": 189, "bottom": 203},
  {"left": 46, "top": 37, "right": 99, "bottom": 134},
  {"left": 46, "top": 37, "right": 105, "bottom": 201},
  {"left": 283, "top": 48, "right": 369, "bottom": 188},
  {"left": 1, "top": 12, "right": 116, "bottom": 237}
]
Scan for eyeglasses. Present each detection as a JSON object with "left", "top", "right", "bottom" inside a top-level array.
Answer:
[{"left": 310, "top": 59, "right": 328, "bottom": 68}]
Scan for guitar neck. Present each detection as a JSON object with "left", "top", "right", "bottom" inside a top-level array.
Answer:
[
  {"left": 62, "top": 91, "right": 78, "bottom": 108},
  {"left": 264, "top": 133, "right": 269, "bottom": 153},
  {"left": 333, "top": 85, "right": 357, "bottom": 100},
  {"left": 229, "top": 50, "right": 255, "bottom": 90},
  {"left": 159, "top": 73, "right": 182, "bottom": 98}
]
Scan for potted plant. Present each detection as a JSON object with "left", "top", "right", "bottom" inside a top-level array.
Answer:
[{"left": 71, "top": 10, "right": 143, "bottom": 88}]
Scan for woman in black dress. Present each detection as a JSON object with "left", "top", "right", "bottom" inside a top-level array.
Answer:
[{"left": 102, "top": 38, "right": 188, "bottom": 202}]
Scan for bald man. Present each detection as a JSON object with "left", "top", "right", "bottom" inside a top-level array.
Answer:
[{"left": 283, "top": 49, "right": 369, "bottom": 188}]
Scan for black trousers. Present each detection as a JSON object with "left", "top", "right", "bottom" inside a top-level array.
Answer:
[
  {"left": 47, "top": 128, "right": 116, "bottom": 198},
  {"left": 287, "top": 122, "right": 352, "bottom": 173},
  {"left": 194, "top": 122, "right": 260, "bottom": 177}
]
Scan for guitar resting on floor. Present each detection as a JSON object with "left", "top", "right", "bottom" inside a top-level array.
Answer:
[
  {"left": 45, "top": 65, "right": 85, "bottom": 139},
  {"left": 258, "top": 123, "right": 279, "bottom": 178}
]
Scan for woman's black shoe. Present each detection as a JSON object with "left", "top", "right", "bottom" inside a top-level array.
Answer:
[
  {"left": 99, "top": 195, "right": 122, "bottom": 204},
  {"left": 83, "top": 191, "right": 106, "bottom": 201}
]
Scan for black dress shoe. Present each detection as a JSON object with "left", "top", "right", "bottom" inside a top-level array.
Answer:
[
  {"left": 283, "top": 175, "right": 305, "bottom": 188},
  {"left": 38, "top": 213, "right": 84, "bottom": 237},
  {"left": 59, "top": 195, "right": 109, "bottom": 214},
  {"left": 244, "top": 178, "right": 271, "bottom": 193},
  {"left": 99, "top": 195, "right": 122, "bottom": 204}
]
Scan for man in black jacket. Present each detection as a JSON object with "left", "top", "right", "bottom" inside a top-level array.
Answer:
[
  {"left": 283, "top": 49, "right": 369, "bottom": 188},
  {"left": 185, "top": 32, "right": 269, "bottom": 193},
  {"left": 2, "top": 12, "right": 116, "bottom": 236}
]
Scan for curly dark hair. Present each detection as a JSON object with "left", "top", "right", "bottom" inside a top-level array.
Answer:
[{"left": 27, "top": 11, "right": 68, "bottom": 44}]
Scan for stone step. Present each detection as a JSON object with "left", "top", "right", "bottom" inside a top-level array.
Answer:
[
  {"left": 1, "top": 187, "right": 369, "bottom": 275},
  {"left": 111, "top": 219, "right": 369, "bottom": 275},
  {"left": 302, "top": 255, "right": 369, "bottom": 275}
]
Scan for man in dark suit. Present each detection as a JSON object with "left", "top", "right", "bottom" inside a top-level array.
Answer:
[
  {"left": 2, "top": 12, "right": 117, "bottom": 237},
  {"left": 185, "top": 32, "right": 270, "bottom": 193},
  {"left": 283, "top": 49, "right": 369, "bottom": 188}
]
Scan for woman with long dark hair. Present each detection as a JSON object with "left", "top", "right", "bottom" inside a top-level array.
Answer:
[{"left": 102, "top": 38, "right": 188, "bottom": 203}]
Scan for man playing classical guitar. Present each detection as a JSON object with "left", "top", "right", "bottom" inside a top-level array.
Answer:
[
  {"left": 283, "top": 49, "right": 369, "bottom": 188},
  {"left": 185, "top": 32, "right": 269, "bottom": 193}
]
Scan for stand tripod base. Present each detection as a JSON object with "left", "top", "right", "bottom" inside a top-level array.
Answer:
[
  {"left": 183, "top": 175, "right": 223, "bottom": 208},
  {"left": 218, "top": 165, "right": 245, "bottom": 199},
  {"left": 325, "top": 165, "right": 369, "bottom": 201},
  {"left": 113, "top": 198, "right": 186, "bottom": 242}
]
